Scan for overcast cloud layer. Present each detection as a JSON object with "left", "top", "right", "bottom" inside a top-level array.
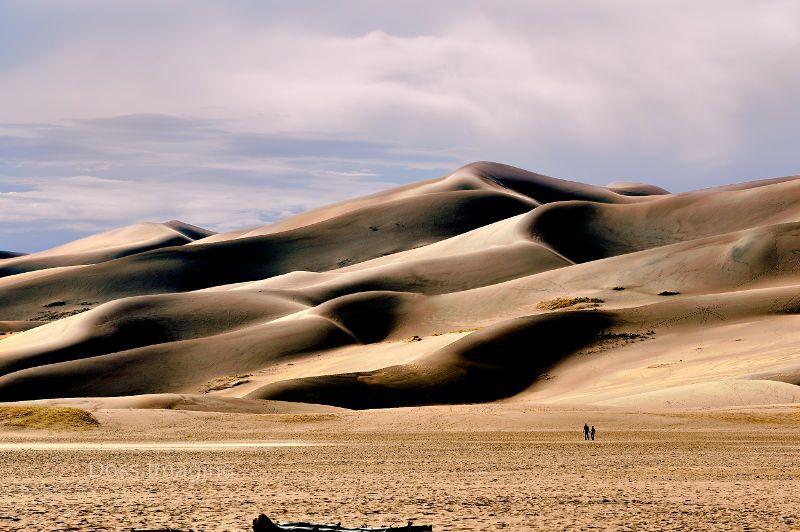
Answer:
[{"left": 2, "top": 0, "right": 800, "bottom": 252}]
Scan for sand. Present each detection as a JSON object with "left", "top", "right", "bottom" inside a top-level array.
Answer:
[
  {"left": 1, "top": 160, "right": 800, "bottom": 529},
  {"left": 0, "top": 404, "right": 798, "bottom": 531}
]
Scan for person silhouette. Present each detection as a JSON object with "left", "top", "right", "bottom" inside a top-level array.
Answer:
[
  {"left": 590, "top": 426, "right": 596, "bottom": 440},
  {"left": 584, "top": 423, "right": 590, "bottom": 440}
]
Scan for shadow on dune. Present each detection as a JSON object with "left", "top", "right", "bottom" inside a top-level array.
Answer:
[
  {"left": 523, "top": 176, "right": 800, "bottom": 263},
  {"left": 0, "top": 292, "right": 309, "bottom": 377},
  {"left": 246, "top": 311, "right": 614, "bottom": 409},
  {"left": 0, "top": 316, "right": 355, "bottom": 401}
]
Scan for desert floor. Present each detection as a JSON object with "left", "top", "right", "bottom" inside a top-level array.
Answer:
[{"left": 0, "top": 404, "right": 798, "bottom": 531}]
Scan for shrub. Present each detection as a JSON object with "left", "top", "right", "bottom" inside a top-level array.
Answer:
[
  {"left": 34, "top": 308, "right": 91, "bottom": 321},
  {"left": 598, "top": 332, "right": 650, "bottom": 341},
  {"left": 431, "top": 328, "right": 480, "bottom": 336},
  {"left": 536, "top": 297, "right": 604, "bottom": 310}
]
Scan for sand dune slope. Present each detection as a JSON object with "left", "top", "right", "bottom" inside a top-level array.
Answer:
[
  {"left": 0, "top": 221, "right": 214, "bottom": 278},
  {"left": 525, "top": 177, "right": 800, "bottom": 262},
  {"left": 1, "top": 162, "right": 799, "bottom": 410},
  {"left": 0, "top": 251, "right": 26, "bottom": 259},
  {"left": 0, "top": 190, "right": 533, "bottom": 320},
  {"left": 247, "top": 311, "right": 614, "bottom": 408},
  {"left": 594, "top": 379, "right": 800, "bottom": 409},
  {"left": 0, "top": 291, "right": 308, "bottom": 376},
  {"left": 193, "top": 161, "right": 645, "bottom": 244},
  {"left": 0, "top": 315, "right": 356, "bottom": 401}
]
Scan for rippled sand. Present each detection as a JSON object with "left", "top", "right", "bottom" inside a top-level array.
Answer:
[{"left": 1, "top": 417, "right": 798, "bottom": 531}]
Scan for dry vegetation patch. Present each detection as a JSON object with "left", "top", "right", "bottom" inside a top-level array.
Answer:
[
  {"left": 0, "top": 406, "right": 99, "bottom": 431},
  {"left": 33, "top": 308, "right": 91, "bottom": 321},
  {"left": 598, "top": 331, "right": 656, "bottom": 342},
  {"left": 199, "top": 374, "right": 252, "bottom": 393},
  {"left": 407, "top": 329, "right": 482, "bottom": 342},
  {"left": 579, "top": 330, "right": 657, "bottom": 356},
  {"left": 267, "top": 414, "right": 339, "bottom": 423},
  {"left": 431, "top": 328, "right": 481, "bottom": 336},
  {"left": 536, "top": 297, "right": 604, "bottom": 310}
]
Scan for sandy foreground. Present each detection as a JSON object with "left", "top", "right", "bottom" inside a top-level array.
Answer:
[{"left": 0, "top": 404, "right": 798, "bottom": 531}]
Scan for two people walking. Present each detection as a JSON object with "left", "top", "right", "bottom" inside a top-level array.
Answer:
[{"left": 583, "top": 423, "right": 596, "bottom": 440}]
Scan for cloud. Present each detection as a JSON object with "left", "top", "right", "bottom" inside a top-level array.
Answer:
[
  {"left": 0, "top": 114, "right": 461, "bottom": 252},
  {"left": 0, "top": 172, "right": 393, "bottom": 231},
  {"left": 2, "top": 1, "right": 800, "bottom": 251},
  {"left": 3, "top": 1, "right": 799, "bottom": 167}
]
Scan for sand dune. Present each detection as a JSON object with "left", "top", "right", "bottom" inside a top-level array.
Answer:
[
  {"left": 605, "top": 181, "right": 670, "bottom": 196},
  {"left": 0, "top": 251, "right": 26, "bottom": 259},
  {"left": 246, "top": 311, "right": 614, "bottom": 408},
  {"left": 0, "top": 190, "right": 532, "bottom": 321},
  {"left": 0, "top": 221, "right": 215, "bottom": 278},
  {"left": 0, "top": 291, "right": 309, "bottom": 377},
  {"left": 192, "top": 161, "right": 639, "bottom": 245},
  {"left": 593, "top": 379, "right": 800, "bottom": 409},
  {"left": 0, "top": 161, "right": 799, "bottom": 411},
  {"left": 0, "top": 394, "right": 343, "bottom": 414},
  {"left": 525, "top": 177, "right": 800, "bottom": 262}
]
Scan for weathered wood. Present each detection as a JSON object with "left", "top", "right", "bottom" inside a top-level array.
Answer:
[
  {"left": 253, "top": 513, "right": 432, "bottom": 531},
  {"left": 132, "top": 529, "right": 194, "bottom": 532},
  {"left": 276, "top": 523, "right": 432, "bottom": 531}
]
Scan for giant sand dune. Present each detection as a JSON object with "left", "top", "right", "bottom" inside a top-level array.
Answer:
[{"left": 1, "top": 161, "right": 799, "bottom": 411}]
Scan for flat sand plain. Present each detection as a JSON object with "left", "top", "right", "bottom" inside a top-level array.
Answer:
[{"left": 1, "top": 405, "right": 798, "bottom": 531}]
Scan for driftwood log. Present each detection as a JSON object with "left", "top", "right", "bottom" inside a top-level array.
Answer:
[
  {"left": 253, "top": 514, "right": 433, "bottom": 531},
  {"left": 132, "top": 529, "right": 194, "bottom": 532}
]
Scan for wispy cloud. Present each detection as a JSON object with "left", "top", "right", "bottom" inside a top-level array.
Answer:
[{"left": 0, "top": 116, "right": 450, "bottom": 251}]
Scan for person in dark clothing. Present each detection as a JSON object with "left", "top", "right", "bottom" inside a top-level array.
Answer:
[
  {"left": 584, "top": 423, "right": 590, "bottom": 440},
  {"left": 590, "top": 426, "right": 596, "bottom": 440}
]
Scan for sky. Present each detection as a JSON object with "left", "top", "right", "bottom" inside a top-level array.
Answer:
[{"left": 2, "top": 1, "right": 800, "bottom": 252}]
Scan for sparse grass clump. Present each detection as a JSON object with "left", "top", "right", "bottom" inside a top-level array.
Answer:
[
  {"left": 658, "top": 290, "right": 680, "bottom": 296},
  {"left": 580, "top": 330, "right": 657, "bottom": 355},
  {"left": 431, "top": 328, "right": 481, "bottom": 336},
  {"left": 199, "top": 373, "right": 252, "bottom": 393},
  {"left": 536, "top": 297, "right": 604, "bottom": 310},
  {"left": 0, "top": 406, "right": 99, "bottom": 431},
  {"left": 612, "top": 286, "right": 625, "bottom": 291},
  {"left": 598, "top": 330, "right": 655, "bottom": 341},
  {"left": 408, "top": 328, "right": 482, "bottom": 341},
  {"left": 42, "top": 301, "right": 66, "bottom": 307},
  {"left": 34, "top": 308, "right": 91, "bottom": 321},
  {"left": 267, "top": 414, "right": 339, "bottom": 423}
]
